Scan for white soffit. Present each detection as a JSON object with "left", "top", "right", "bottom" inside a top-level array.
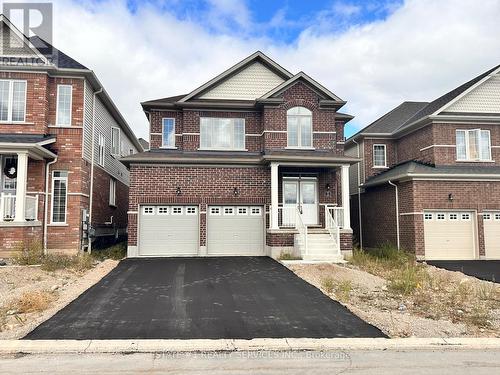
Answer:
[
  {"left": 445, "top": 73, "right": 500, "bottom": 113},
  {"left": 199, "top": 61, "right": 285, "bottom": 100}
]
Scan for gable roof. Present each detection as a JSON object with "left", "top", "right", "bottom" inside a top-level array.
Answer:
[
  {"left": 179, "top": 51, "right": 293, "bottom": 102},
  {"left": 347, "top": 101, "right": 427, "bottom": 142},
  {"left": 29, "top": 35, "right": 88, "bottom": 70}
]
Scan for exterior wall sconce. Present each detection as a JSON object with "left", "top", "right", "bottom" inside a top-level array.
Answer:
[
  {"left": 176, "top": 187, "right": 181, "bottom": 196},
  {"left": 448, "top": 193, "right": 453, "bottom": 202},
  {"left": 233, "top": 187, "right": 239, "bottom": 196},
  {"left": 325, "top": 183, "right": 331, "bottom": 197}
]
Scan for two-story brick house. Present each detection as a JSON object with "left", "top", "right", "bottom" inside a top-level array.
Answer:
[
  {"left": 122, "top": 52, "right": 357, "bottom": 260},
  {"left": 346, "top": 64, "right": 500, "bottom": 260},
  {"left": 0, "top": 15, "right": 142, "bottom": 256}
]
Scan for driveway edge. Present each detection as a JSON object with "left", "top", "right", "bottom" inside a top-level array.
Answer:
[{"left": 1, "top": 338, "right": 500, "bottom": 354}]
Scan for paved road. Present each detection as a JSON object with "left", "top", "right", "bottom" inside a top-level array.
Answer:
[
  {"left": 25, "top": 257, "right": 384, "bottom": 339},
  {"left": 427, "top": 260, "right": 499, "bottom": 283},
  {"left": 1, "top": 350, "right": 499, "bottom": 374}
]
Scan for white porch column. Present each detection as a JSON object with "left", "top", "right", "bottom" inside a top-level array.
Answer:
[
  {"left": 341, "top": 164, "right": 351, "bottom": 229},
  {"left": 14, "top": 152, "right": 28, "bottom": 222},
  {"left": 270, "top": 162, "right": 279, "bottom": 229}
]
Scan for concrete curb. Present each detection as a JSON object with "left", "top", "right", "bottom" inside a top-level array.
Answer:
[{"left": 1, "top": 338, "right": 500, "bottom": 354}]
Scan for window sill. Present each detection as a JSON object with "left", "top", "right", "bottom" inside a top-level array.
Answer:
[
  {"left": 0, "top": 121, "right": 33, "bottom": 125},
  {"left": 48, "top": 125, "right": 81, "bottom": 128},
  {"left": 285, "top": 147, "right": 315, "bottom": 150},
  {"left": 197, "top": 148, "right": 248, "bottom": 152},
  {"left": 48, "top": 223, "right": 69, "bottom": 227},
  {"left": 373, "top": 166, "right": 389, "bottom": 169},
  {"left": 109, "top": 204, "right": 117, "bottom": 208},
  {"left": 456, "top": 160, "right": 495, "bottom": 163},
  {"left": 160, "top": 146, "right": 177, "bottom": 150}
]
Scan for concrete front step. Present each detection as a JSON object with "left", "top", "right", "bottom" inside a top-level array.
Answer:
[{"left": 303, "top": 254, "right": 344, "bottom": 262}]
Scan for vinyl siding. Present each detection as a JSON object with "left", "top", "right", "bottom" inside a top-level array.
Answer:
[
  {"left": 345, "top": 144, "right": 361, "bottom": 194},
  {"left": 83, "top": 80, "right": 94, "bottom": 161}
]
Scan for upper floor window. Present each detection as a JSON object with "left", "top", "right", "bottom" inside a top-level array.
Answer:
[
  {"left": 98, "top": 133, "right": 105, "bottom": 166},
  {"left": 111, "top": 127, "right": 121, "bottom": 155},
  {"left": 162, "top": 118, "right": 175, "bottom": 148},
  {"left": 373, "top": 144, "right": 387, "bottom": 168},
  {"left": 287, "top": 107, "right": 312, "bottom": 148},
  {"left": 456, "top": 129, "right": 491, "bottom": 161},
  {"left": 0, "top": 80, "right": 26, "bottom": 122},
  {"left": 200, "top": 117, "right": 245, "bottom": 150},
  {"left": 56, "top": 84, "right": 72, "bottom": 126}
]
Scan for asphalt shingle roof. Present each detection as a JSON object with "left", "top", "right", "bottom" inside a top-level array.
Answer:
[
  {"left": 30, "top": 36, "right": 88, "bottom": 70},
  {"left": 0, "top": 133, "right": 55, "bottom": 144}
]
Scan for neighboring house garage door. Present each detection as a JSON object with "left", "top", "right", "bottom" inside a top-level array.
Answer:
[
  {"left": 483, "top": 212, "right": 500, "bottom": 259},
  {"left": 207, "top": 206, "right": 264, "bottom": 256},
  {"left": 139, "top": 205, "right": 199, "bottom": 256},
  {"left": 423, "top": 211, "right": 476, "bottom": 260}
]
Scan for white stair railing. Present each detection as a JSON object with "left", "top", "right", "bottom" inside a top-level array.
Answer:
[
  {"left": 325, "top": 205, "right": 341, "bottom": 255},
  {"left": 278, "top": 204, "right": 296, "bottom": 228},
  {"left": 295, "top": 206, "right": 308, "bottom": 256}
]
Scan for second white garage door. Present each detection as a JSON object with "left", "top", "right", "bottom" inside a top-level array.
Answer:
[
  {"left": 139, "top": 205, "right": 199, "bottom": 256},
  {"left": 207, "top": 206, "right": 264, "bottom": 256},
  {"left": 423, "top": 211, "right": 476, "bottom": 260},
  {"left": 483, "top": 212, "right": 500, "bottom": 259}
]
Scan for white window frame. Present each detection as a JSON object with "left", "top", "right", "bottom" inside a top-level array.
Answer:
[
  {"left": 186, "top": 206, "right": 197, "bottom": 215},
  {"left": 373, "top": 144, "right": 387, "bottom": 168},
  {"left": 161, "top": 118, "right": 176, "bottom": 148},
  {"left": 98, "top": 133, "right": 105, "bottom": 167},
  {"left": 51, "top": 171, "right": 68, "bottom": 224},
  {"left": 109, "top": 178, "right": 116, "bottom": 206},
  {"left": 172, "top": 206, "right": 183, "bottom": 215},
  {"left": 495, "top": 213, "right": 500, "bottom": 221},
  {"left": 483, "top": 213, "right": 491, "bottom": 220},
  {"left": 157, "top": 206, "right": 169, "bottom": 215},
  {"left": 55, "top": 84, "right": 72, "bottom": 126},
  {"left": 199, "top": 117, "right": 246, "bottom": 151},
  {"left": 449, "top": 213, "right": 458, "bottom": 221},
  {"left": 111, "top": 127, "right": 121, "bottom": 156},
  {"left": 143, "top": 206, "right": 155, "bottom": 215},
  {"left": 223, "top": 207, "right": 235, "bottom": 215},
  {"left": 210, "top": 207, "right": 221, "bottom": 215},
  {"left": 461, "top": 213, "right": 471, "bottom": 221},
  {"left": 237, "top": 207, "right": 248, "bottom": 215},
  {"left": 250, "top": 207, "right": 262, "bottom": 216},
  {"left": 436, "top": 213, "right": 446, "bottom": 221},
  {"left": 456, "top": 129, "right": 492, "bottom": 161},
  {"left": 424, "top": 213, "right": 433, "bottom": 221},
  {"left": 286, "top": 106, "right": 313, "bottom": 149},
  {"left": 0, "top": 79, "right": 27, "bottom": 123}
]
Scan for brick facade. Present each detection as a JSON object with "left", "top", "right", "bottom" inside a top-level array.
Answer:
[{"left": 0, "top": 71, "right": 131, "bottom": 256}]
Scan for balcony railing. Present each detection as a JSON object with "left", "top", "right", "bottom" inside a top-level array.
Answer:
[
  {"left": 0, "top": 193, "right": 39, "bottom": 221},
  {"left": 325, "top": 205, "right": 345, "bottom": 229}
]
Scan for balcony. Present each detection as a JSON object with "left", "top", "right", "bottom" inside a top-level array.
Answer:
[{"left": 0, "top": 193, "right": 39, "bottom": 222}]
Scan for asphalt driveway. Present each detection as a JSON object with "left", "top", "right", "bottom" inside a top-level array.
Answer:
[
  {"left": 427, "top": 260, "right": 499, "bottom": 283},
  {"left": 25, "top": 257, "right": 385, "bottom": 339}
]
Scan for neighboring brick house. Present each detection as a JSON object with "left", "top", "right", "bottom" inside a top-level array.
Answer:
[
  {"left": 122, "top": 51, "right": 357, "bottom": 260},
  {"left": 0, "top": 16, "right": 142, "bottom": 256},
  {"left": 346, "top": 64, "right": 500, "bottom": 260}
]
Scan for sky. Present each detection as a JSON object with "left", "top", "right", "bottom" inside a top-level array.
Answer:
[{"left": 6, "top": 0, "right": 500, "bottom": 139}]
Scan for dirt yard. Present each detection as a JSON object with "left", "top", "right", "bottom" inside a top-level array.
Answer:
[
  {"left": 288, "top": 262, "right": 500, "bottom": 338},
  {"left": 0, "top": 259, "right": 118, "bottom": 339}
]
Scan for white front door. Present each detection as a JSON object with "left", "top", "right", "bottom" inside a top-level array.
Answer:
[{"left": 283, "top": 179, "right": 318, "bottom": 225}]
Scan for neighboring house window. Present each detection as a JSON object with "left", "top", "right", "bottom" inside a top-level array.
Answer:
[
  {"left": 98, "top": 133, "right": 105, "bottom": 166},
  {"left": 129, "top": 148, "right": 134, "bottom": 155},
  {"left": 56, "top": 84, "right": 72, "bottom": 126},
  {"left": 456, "top": 129, "right": 491, "bottom": 161},
  {"left": 373, "top": 144, "right": 387, "bottom": 168},
  {"left": 109, "top": 178, "right": 116, "bottom": 206},
  {"left": 162, "top": 118, "right": 176, "bottom": 148},
  {"left": 111, "top": 127, "right": 121, "bottom": 155},
  {"left": 200, "top": 117, "right": 245, "bottom": 150},
  {"left": 287, "top": 106, "right": 312, "bottom": 148},
  {"left": 51, "top": 171, "right": 68, "bottom": 223},
  {"left": 0, "top": 80, "right": 26, "bottom": 122}
]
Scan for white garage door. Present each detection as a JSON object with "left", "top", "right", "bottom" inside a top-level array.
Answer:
[
  {"left": 483, "top": 212, "right": 500, "bottom": 259},
  {"left": 423, "top": 211, "right": 476, "bottom": 260},
  {"left": 207, "top": 206, "right": 264, "bottom": 256},
  {"left": 139, "top": 205, "right": 199, "bottom": 256}
]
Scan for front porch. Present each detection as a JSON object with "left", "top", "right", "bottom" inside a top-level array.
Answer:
[{"left": 267, "top": 161, "right": 351, "bottom": 261}]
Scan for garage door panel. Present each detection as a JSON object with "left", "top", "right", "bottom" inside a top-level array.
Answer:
[
  {"left": 484, "top": 212, "right": 500, "bottom": 259},
  {"left": 139, "top": 206, "right": 199, "bottom": 256},
  {"left": 207, "top": 206, "right": 264, "bottom": 256},
  {"left": 424, "top": 211, "right": 476, "bottom": 260}
]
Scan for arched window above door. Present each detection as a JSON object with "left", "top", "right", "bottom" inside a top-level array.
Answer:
[{"left": 287, "top": 106, "right": 312, "bottom": 148}]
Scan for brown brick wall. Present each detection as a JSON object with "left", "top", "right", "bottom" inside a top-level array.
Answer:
[
  {"left": 363, "top": 138, "right": 396, "bottom": 179},
  {"left": 0, "top": 225, "right": 43, "bottom": 257}
]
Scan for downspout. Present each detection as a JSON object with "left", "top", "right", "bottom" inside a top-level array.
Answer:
[
  {"left": 88, "top": 88, "right": 103, "bottom": 254},
  {"left": 352, "top": 139, "right": 363, "bottom": 250},
  {"left": 388, "top": 180, "right": 400, "bottom": 250},
  {"left": 43, "top": 157, "right": 58, "bottom": 255}
]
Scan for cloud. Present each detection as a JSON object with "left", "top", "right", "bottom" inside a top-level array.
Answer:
[{"left": 23, "top": 0, "right": 500, "bottom": 138}]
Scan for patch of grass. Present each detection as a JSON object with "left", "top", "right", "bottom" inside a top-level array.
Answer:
[
  {"left": 7, "top": 291, "right": 56, "bottom": 314},
  {"left": 321, "top": 277, "right": 335, "bottom": 294},
  {"left": 12, "top": 241, "right": 44, "bottom": 265},
  {"left": 320, "top": 277, "right": 352, "bottom": 302},
  {"left": 388, "top": 264, "right": 428, "bottom": 296},
  {"left": 91, "top": 242, "right": 127, "bottom": 261},
  {"left": 277, "top": 251, "right": 302, "bottom": 261}
]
